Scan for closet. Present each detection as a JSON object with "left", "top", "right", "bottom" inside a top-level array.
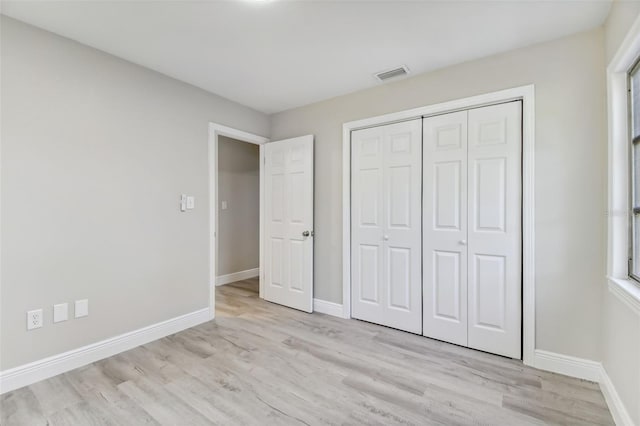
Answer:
[{"left": 351, "top": 101, "right": 522, "bottom": 359}]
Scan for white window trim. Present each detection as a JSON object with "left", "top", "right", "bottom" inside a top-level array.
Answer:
[{"left": 607, "top": 14, "right": 640, "bottom": 316}]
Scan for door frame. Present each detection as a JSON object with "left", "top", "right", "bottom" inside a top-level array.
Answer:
[
  {"left": 342, "top": 85, "right": 536, "bottom": 365},
  {"left": 208, "top": 123, "right": 269, "bottom": 320}
]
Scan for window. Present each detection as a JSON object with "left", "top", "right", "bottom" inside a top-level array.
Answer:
[
  {"left": 630, "top": 61, "right": 640, "bottom": 282},
  {"left": 608, "top": 19, "right": 640, "bottom": 312}
]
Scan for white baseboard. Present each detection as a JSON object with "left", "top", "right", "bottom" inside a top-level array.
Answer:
[
  {"left": 216, "top": 268, "right": 260, "bottom": 286},
  {"left": 313, "top": 298, "right": 347, "bottom": 318},
  {"left": 533, "top": 350, "right": 635, "bottom": 425},
  {"left": 0, "top": 308, "right": 210, "bottom": 395},
  {"left": 533, "top": 349, "right": 603, "bottom": 382},
  {"left": 599, "top": 366, "right": 635, "bottom": 426}
]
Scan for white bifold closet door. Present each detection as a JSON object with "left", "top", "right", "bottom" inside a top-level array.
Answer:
[
  {"left": 351, "top": 119, "right": 422, "bottom": 334},
  {"left": 423, "top": 101, "right": 522, "bottom": 359}
]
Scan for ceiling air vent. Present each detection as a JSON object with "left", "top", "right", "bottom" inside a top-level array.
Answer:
[{"left": 375, "top": 65, "right": 410, "bottom": 82}]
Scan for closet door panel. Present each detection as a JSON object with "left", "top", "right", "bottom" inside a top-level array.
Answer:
[
  {"left": 467, "top": 101, "right": 522, "bottom": 359},
  {"left": 352, "top": 119, "right": 422, "bottom": 334},
  {"left": 352, "top": 128, "right": 385, "bottom": 315},
  {"left": 423, "top": 111, "right": 469, "bottom": 346},
  {"left": 384, "top": 123, "right": 422, "bottom": 333}
]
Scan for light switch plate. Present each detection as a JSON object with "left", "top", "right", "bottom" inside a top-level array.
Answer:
[
  {"left": 53, "top": 303, "right": 68, "bottom": 323},
  {"left": 180, "top": 194, "right": 187, "bottom": 212},
  {"left": 27, "top": 309, "right": 43, "bottom": 330},
  {"left": 75, "top": 299, "right": 89, "bottom": 318},
  {"left": 186, "top": 196, "right": 195, "bottom": 210},
  {"left": 221, "top": 201, "right": 228, "bottom": 210}
]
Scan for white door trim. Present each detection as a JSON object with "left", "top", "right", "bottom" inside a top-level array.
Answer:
[
  {"left": 342, "top": 85, "right": 536, "bottom": 365},
  {"left": 208, "top": 123, "right": 269, "bottom": 320}
]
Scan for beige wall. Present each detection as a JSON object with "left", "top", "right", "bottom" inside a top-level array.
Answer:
[
  {"left": 271, "top": 29, "right": 607, "bottom": 361},
  {"left": 3, "top": 11, "right": 636, "bottom": 417},
  {"left": 217, "top": 136, "right": 259, "bottom": 277},
  {"left": 0, "top": 17, "right": 269, "bottom": 370},
  {"left": 603, "top": 2, "right": 640, "bottom": 424}
]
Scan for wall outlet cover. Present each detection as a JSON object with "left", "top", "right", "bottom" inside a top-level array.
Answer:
[
  {"left": 27, "top": 309, "right": 43, "bottom": 330},
  {"left": 75, "top": 299, "right": 89, "bottom": 318},
  {"left": 53, "top": 303, "right": 69, "bottom": 323}
]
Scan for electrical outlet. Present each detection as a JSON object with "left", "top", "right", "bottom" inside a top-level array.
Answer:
[
  {"left": 27, "top": 309, "right": 43, "bottom": 330},
  {"left": 186, "top": 196, "right": 195, "bottom": 210}
]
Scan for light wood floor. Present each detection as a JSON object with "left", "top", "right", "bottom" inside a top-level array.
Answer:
[{"left": 2, "top": 278, "right": 614, "bottom": 425}]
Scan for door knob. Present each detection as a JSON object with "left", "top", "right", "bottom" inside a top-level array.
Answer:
[
  {"left": 459, "top": 240, "right": 467, "bottom": 245},
  {"left": 302, "top": 230, "right": 311, "bottom": 237},
  {"left": 383, "top": 235, "right": 389, "bottom": 241}
]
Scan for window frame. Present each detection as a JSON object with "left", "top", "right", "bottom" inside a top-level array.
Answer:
[
  {"left": 629, "top": 59, "right": 640, "bottom": 285},
  {"left": 607, "top": 13, "right": 640, "bottom": 316}
]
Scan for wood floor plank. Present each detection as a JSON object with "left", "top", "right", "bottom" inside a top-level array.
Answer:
[
  {"left": 117, "top": 377, "right": 213, "bottom": 425},
  {"left": 0, "top": 387, "right": 47, "bottom": 426},
  {"left": 0, "top": 278, "right": 615, "bottom": 425}
]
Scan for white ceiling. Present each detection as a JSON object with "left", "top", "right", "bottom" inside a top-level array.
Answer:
[{"left": 1, "top": 0, "right": 612, "bottom": 114}]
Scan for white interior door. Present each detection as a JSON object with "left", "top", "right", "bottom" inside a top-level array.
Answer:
[
  {"left": 423, "top": 111, "right": 469, "bottom": 346},
  {"left": 264, "top": 135, "right": 314, "bottom": 313},
  {"left": 467, "top": 102, "right": 521, "bottom": 358},
  {"left": 351, "top": 119, "right": 422, "bottom": 334}
]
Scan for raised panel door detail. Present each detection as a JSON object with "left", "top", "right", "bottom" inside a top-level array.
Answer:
[
  {"left": 433, "top": 250, "right": 461, "bottom": 321},
  {"left": 388, "top": 247, "right": 411, "bottom": 310},
  {"left": 359, "top": 169, "right": 380, "bottom": 227},
  {"left": 359, "top": 245, "right": 380, "bottom": 303},
  {"left": 289, "top": 240, "right": 304, "bottom": 292},
  {"left": 290, "top": 146, "right": 303, "bottom": 163},
  {"left": 472, "top": 254, "right": 506, "bottom": 330},
  {"left": 390, "top": 133, "right": 412, "bottom": 154},
  {"left": 474, "top": 157, "right": 506, "bottom": 232},
  {"left": 271, "top": 150, "right": 285, "bottom": 168},
  {"left": 271, "top": 174, "right": 284, "bottom": 223},
  {"left": 435, "top": 124, "right": 463, "bottom": 150},
  {"left": 475, "top": 118, "right": 507, "bottom": 146},
  {"left": 434, "top": 161, "right": 461, "bottom": 230},
  {"left": 289, "top": 171, "right": 305, "bottom": 224},
  {"left": 270, "top": 238, "right": 284, "bottom": 288},
  {"left": 361, "top": 137, "right": 380, "bottom": 157},
  {"left": 389, "top": 166, "right": 412, "bottom": 229}
]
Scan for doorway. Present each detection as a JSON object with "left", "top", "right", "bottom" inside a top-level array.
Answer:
[
  {"left": 208, "top": 124, "right": 316, "bottom": 318},
  {"left": 208, "top": 123, "right": 269, "bottom": 319},
  {"left": 216, "top": 136, "right": 261, "bottom": 288}
]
